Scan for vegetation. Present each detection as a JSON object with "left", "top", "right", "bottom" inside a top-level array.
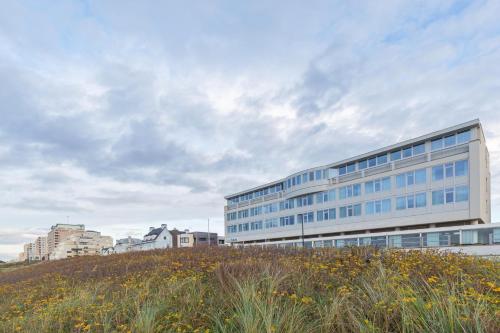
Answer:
[{"left": 0, "top": 247, "right": 499, "bottom": 333}]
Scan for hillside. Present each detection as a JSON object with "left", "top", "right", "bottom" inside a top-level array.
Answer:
[{"left": 0, "top": 247, "right": 499, "bottom": 333}]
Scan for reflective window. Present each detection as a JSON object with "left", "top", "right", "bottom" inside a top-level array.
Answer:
[
  {"left": 358, "top": 160, "right": 368, "bottom": 169},
  {"left": 445, "top": 163, "right": 454, "bottom": 178},
  {"left": 391, "top": 150, "right": 401, "bottom": 161},
  {"left": 403, "top": 147, "right": 412, "bottom": 158},
  {"left": 456, "top": 186, "right": 469, "bottom": 202},
  {"left": 455, "top": 160, "right": 468, "bottom": 177},
  {"left": 432, "top": 165, "right": 444, "bottom": 181},
  {"left": 346, "top": 163, "right": 356, "bottom": 173},
  {"left": 457, "top": 130, "right": 471, "bottom": 144},
  {"left": 368, "top": 157, "right": 377, "bottom": 167},
  {"left": 396, "top": 174, "right": 405, "bottom": 188},
  {"left": 396, "top": 197, "right": 406, "bottom": 210},
  {"left": 445, "top": 188, "right": 454, "bottom": 203},
  {"left": 415, "top": 193, "right": 427, "bottom": 207},
  {"left": 415, "top": 169, "right": 426, "bottom": 184},
  {"left": 431, "top": 138, "right": 443, "bottom": 151},
  {"left": 444, "top": 134, "right": 456, "bottom": 147},
  {"left": 377, "top": 154, "right": 388, "bottom": 165},
  {"left": 432, "top": 190, "right": 444, "bottom": 205},
  {"left": 413, "top": 143, "right": 425, "bottom": 155}
]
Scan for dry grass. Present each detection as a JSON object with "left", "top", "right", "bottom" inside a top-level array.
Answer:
[{"left": 0, "top": 246, "right": 499, "bottom": 332}]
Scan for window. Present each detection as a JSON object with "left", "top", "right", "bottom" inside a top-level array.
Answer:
[
  {"left": 413, "top": 143, "right": 425, "bottom": 155},
  {"left": 358, "top": 160, "right": 368, "bottom": 169},
  {"left": 407, "top": 195, "right": 414, "bottom": 209},
  {"left": 391, "top": 150, "right": 401, "bottom": 161},
  {"left": 415, "top": 169, "right": 426, "bottom": 184},
  {"left": 406, "top": 172, "right": 414, "bottom": 186},
  {"left": 432, "top": 190, "right": 444, "bottom": 205},
  {"left": 317, "top": 209, "right": 335, "bottom": 221},
  {"left": 455, "top": 186, "right": 469, "bottom": 202},
  {"left": 377, "top": 154, "right": 388, "bottom": 165},
  {"left": 396, "top": 174, "right": 405, "bottom": 188},
  {"left": 457, "top": 130, "right": 471, "bottom": 144},
  {"left": 431, "top": 138, "right": 443, "bottom": 151},
  {"left": 339, "top": 204, "right": 361, "bottom": 218},
  {"left": 415, "top": 193, "right": 426, "bottom": 207},
  {"left": 251, "top": 221, "right": 263, "bottom": 230},
  {"left": 445, "top": 163, "right": 454, "bottom": 178},
  {"left": 382, "top": 199, "right": 391, "bottom": 213},
  {"left": 445, "top": 188, "right": 454, "bottom": 203},
  {"left": 329, "top": 208, "right": 336, "bottom": 219},
  {"left": 265, "top": 218, "right": 278, "bottom": 229},
  {"left": 368, "top": 157, "right": 376, "bottom": 167},
  {"left": 309, "top": 171, "right": 314, "bottom": 181},
  {"left": 346, "top": 163, "right": 356, "bottom": 173},
  {"left": 444, "top": 134, "right": 456, "bottom": 147},
  {"left": 402, "top": 147, "right": 412, "bottom": 158},
  {"left": 339, "top": 184, "right": 361, "bottom": 199},
  {"left": 339, "top": 166, "right": 346, "bottom": 175},
  {"left": 315, "top": 170, "right": 322, "bottom": 180},
  {"left": 279, "top": 216, "right": 295, "bottom": 227},
  {"left": 365, "top": 201, "right": 374, "bottom": 215},
  {"left": 381, "top": 177, "right": 391, "bottom": 191},
  {"left": 396, "top": 197, "right": 406, "bottom": 210},
  {"left": 455, "top": 160, "right": 468, "bottom": 177},
  {"left": 432, "top": 165, "right": 444, "bottom": 181},
  {"left": 366, "top": 177, "right": 390, "bottom": 193}
]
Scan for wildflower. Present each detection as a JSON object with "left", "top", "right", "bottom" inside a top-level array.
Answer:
[
  {"left": 427, "top": 276, "right": 439, "bottom": 284},
  {"left": 301, "top": 296, "right": 313, "bottom": 304}
]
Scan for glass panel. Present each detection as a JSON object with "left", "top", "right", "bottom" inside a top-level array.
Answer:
[
  {"left": 413, "top": 143, "right": 425, "bottom": 155},
  {"left": 389, "top": 235, "right": 402, "bottom": 248},
  {"left": 457, "top": 130, "right": 471, "bottom": 144},
  {"left": 339, "top": 166, "right": 346, "bottom": 175},
  {"left": 368, "top": 157, "right": 376, "bottom": 167},
  {"left": 493, "top": 229, "right": 500, "bottom": 244},
  {"left": 353, "top": 184, "right": 361, "bottom": 196},
  {"left": 391, "top": 150, "right": 401, "bottom": 161},
  {"left": 462, "top": 230, "right": 478, "bottom": 245},
  {"left": 445, "top": 188, "right": 454, "bottom": 203},
  {"left": 382, "top": 177, "right": 391, "bottom": 191},
  {"left": 329, "top": 208, "right": 336, "bottom": 219},
  {"left": 315, "top": 170, "right": 322, "bottom": 180},
  {"left": 407, "top": 195, "right": 415, "bottom": 209},
  {"left": 455, "top": 186, "right": 469, "bottom": 202},
  {"left": 366, "top": 202, "right": 374, "bottom": 215},
  {"left": 445, "top": 163, "right": 454, "bottom": 178},
  {"left": 396, "top": 197, "right": 406, "bottom": 210},
  {"left": 358, "top": 160, "right": 367, "bottom": 170},
  {"left": 432, "top": 190, "right": 444, "bottom": 205},
  {"left": 406, "top": 172, "right": 414, "bottom": 186},
  {"left": 339, "top": 187, "right": 347, "bottom": 200},
  {"left": 402, "top": 147, "right": 412, "bottom": 158},
  {"left": 396, "top": 174, "right": 405, "bottom": 188},
  {"left": 426, "top": 232, "right": 439, "bottom": 247},
  {"left": 340, "top": 207, "right": 347, "bottom": 218},
  {"left": 382, "top": 199, "right": 391, "bottom": 213},
  {"left": 353, "top": 204, "right": 361, "bottom": 216},
  {"left": 415, "top": 169, "right": 426, "bottom": 184},
  {"left": 431, "top": 138, "right": 443, "bottom": 151},
  {"left": 415, "top": 193, "right": 426, "bottom": 207},
  {"left": 323, "top": 240, "right": 333, "bottom": 247},
  {"left": 455, "top": 160, "right": 468, "bottom": 177},
  {"left": 346, "top": 163, "right": 356, "bottom": 173},
  {"left": 365, "top": 181, "right": 373, "bottom": 194},
  {"left": 444, "top": 134, "right": 456, "bottom": 147},
  {"left": 432, "top": 165, "right": 444, "bottom": 181},
  {"left": 377, "top": 154, "right": 388, "bottom": 165}
]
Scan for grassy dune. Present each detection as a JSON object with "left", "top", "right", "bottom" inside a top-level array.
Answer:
[{"left": 0, "top": 247, "right": 499, "bottom": 333}]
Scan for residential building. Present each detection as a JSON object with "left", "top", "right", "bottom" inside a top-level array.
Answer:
[
  {"left": 177, "top": 232, "right": 218, "bottom": 248},
  {"left": 130, "top": 224, "right": 178, "bottom": 251},
  {"left": 47, "top": 224, "right": 85, "bottom": 259},
  {"left": 113, "top": 236, "right": 142, "bottom": 253},
  {"left": 35, "top": 236, "right": 48, "bottom": 261},
  {"left": 224, "top": 120, "right": 492, "bottom": 247},
  {"left": 19, "top": 243, "right": 36, "bottom": 262},
  {"left": 51, "top": 230, "right": 113, "bottom": 260}
]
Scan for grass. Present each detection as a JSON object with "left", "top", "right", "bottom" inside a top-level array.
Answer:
[{"left": 0, "top": 246, "right": 499, "bottom": 332}]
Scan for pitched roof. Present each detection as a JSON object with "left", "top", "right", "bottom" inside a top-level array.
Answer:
[{"left": 145, "top": 228, "right": 164, "bottom": 239}]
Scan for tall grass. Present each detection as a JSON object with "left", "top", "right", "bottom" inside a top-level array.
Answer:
[{"left": 0, "top": 247, "right": 498, "bottom": 332}]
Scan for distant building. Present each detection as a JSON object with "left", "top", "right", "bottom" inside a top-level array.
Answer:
[
  {"left": 35, "top": 236, "right": 48, "bottom": 260},
  {"left": 218, "top": 236, "right": 225, "bottom": 245},
  {"left": 113, "top": 236, "right": 142, "bottom": 253},
  {"left": 130, "top": 224, "right": 175, "bottom": 251},
  {"left": 51, "top": 230, "right": 113, "bottom": 260},
  {"left": 177, "top": 231, "right": 218, "bottom": 248},
  {"left": 19, "top": 243, "right": 36, "bottom": 262},
  {"left": 47, "top": 224, "right": 85, "bottom": 259}
]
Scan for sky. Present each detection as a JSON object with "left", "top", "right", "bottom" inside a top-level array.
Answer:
[{"left": 1, "top": 0, "right": 500, "bottom": 261}]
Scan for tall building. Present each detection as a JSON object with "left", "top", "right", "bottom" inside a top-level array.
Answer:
[
  {"left": 47, "top": 224, "right": 85, "bottom": 259},
  {"left": 224, "top": 120, "right": 493, "bottom": 248},
  {"left": 35, "top": 236, "right": 48, "bottom": 261}
]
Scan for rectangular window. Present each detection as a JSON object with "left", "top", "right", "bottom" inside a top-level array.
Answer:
[
  {"left": 413, "top": 143, "right": 425, "bottom": 155},
  {"left": 374, "top": 179, "right": 381, "bottom": 192},
  {"left": 358, "top": 160, "right": 367, "bottom": 169},
  {"left": 382, "top": 177, "right": 391, "bottom": 191},
  {"left": 316, "top": 211, "right": 323, "bottom": 221},
  {"left": 329, "top": 208, "right": 336, "bottom": 219},
  {"left": 309, "top": 171, "right": 314, "bottom": 181},
  {"left": 316, "top": 192, "right": 324, "bottom": 204},
  {"left": 406, "top": 172, "right": 414, "bottom": 186},
  {"left": 432, "top": 190, "right": 444, "bottom": 205},
  {"left": 353, "top": 204, "right": 361, "bottom": 216},
  {"left": 396, "top": 174, "right": 405, "bottom": 188},
  {"left": 396, "top": 197, "right": 406, "bottom": 210},
  {"left": 444, "top": 134, "right": 456, "bottom": 147},
  {"left": 339, "top": 187, "right": 346, "bottom": 199},
  {"left": 445, "top": 163, "right": 454, "bottom": 178},
  {"left": 340, "top": 206, "right": 347, "bottom": 218},
  {"left": 366, "top": 201, "right": 374, "bottom": 215},
  {"left": 415, "top": 169, "right": 426, "bottom": 184},
  {"left": 455, "top": 186, "right": 469, "bottom": 202},
  {"left": 377, "top": 154, "right": 388, "bottom": 165},
  {"left": 415, "top": 193, "right": 426, "bottom": 207},
  {"left": 432, "top": 165, "right": 444, "bottom": 181},
  {"left": 346, "top": 163, "right": 356, "bottom": 173},
  {"left": 315, "top": 170, "right": 322, "bottom": 180},
  {"left": 391, "top": 150, "right": 401, "bottom": 161},
  {"left": 328, "top": 189, "right": 336, "bottom": 201},
  {"left": 353, "top": 184, "right": 361, "bottom": 196},
  {"left": 402, "top": 147, "right": 412, "bottom": 158},
  {"left": 365, "top": 181, "right": 373, "bottom": 194},
  {"left": 407, "top": 195, "right": 415, "bottom": 209},
  {"left": 382, "top": 199, "right": 391, "bottom": 213},
  {"left": 455, "top": 160, "right": 468, "bottom": 177},
  {"left": 457, "top": 130, "right": 471, "bottom": 144},
  {"left": 431, "top": 138, "right": 443, "bottom": 151},
  {"left": 339, "top": 166, "right": 346, "bottom": 175},
  {"left": 302, "top": 173, "right": 307, "bottom": 183},
  {"left": 445, "top": 188, "right": 454, "bottom": 203},
  {"left": 368, "top": 157, "right": 376, "bottom": 167}
]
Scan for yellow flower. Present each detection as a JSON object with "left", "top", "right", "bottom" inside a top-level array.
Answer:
[{"left": 301, "top": 296, "right": 313, "bottom": 304}]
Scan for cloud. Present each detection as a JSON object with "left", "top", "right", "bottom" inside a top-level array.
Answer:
[{"left": 1, "top": 1, "right": 500, "bottom": 260}]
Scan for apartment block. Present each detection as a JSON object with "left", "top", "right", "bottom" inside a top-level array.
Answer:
[
  {"left": 224, "top": 120, "right": 492, "bottom": 246},
  {"left": 51, "top": 230, "right": 113, "bottom": 260},
  {"left": 35, "top": 236, "right": 48, "bottom": 260},
  {"left": 47, "top": 224, "right": 85, "bottom": 259}
]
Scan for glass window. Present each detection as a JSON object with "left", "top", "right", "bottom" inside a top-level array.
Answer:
[
  {"left": 389, "top": 235, "right": 402, "bottom": 248},
  {"left": 328, "top": 189, "right": 336, "bottom": 201},
  {"left": 406, "top": 172, "right": 414, "bottom": 186},
  {"left": 402, "top": 147, "right": 412, "bottom": 158},
  {"left": 413, "top": 143, "right": 425, "bottom": 155},
  {"left": 374, "top": 200, "right": 381, "bottom": 213},
  {"left": 339, "top": 166, "right": 346, "bottom": 175},
  {"left": 346, "top": 163, "right": 356, "bottom": 173},
  {"left": 315, "top": 170, "right": 322, "bottom": 180},
  {"left": 457, "top": 130, "right": 471, "bottom": 144},
  {"left": 316, "top": 192, "right": 324, "bottom": 204},
  {"left": 366, "top": 201, "right": 374, "bottom": 215},
  {"left": 426, "top": 232, "right": 440, "bottom": 247},
  {"left": 353, "top": 184, "right": 361, "bottom": 196},
  {"left": 339, "top": 187, "right": 347, "bottom": 200},
  {"left": 396, "top": 174, "right": 405, "bottom": 188},
  {"left": 396, "top": 197, "right": 406, "bottom": 210},
  {"left": 365, "top": 181, "right": 373, "bottom": 194},
  {"left": 382, "top": 177, "right": 391, "bottom": 191},
  {"left": 329, "top": 208, "right": 336, "bottom": 219},
  {"left": 432, "top": 190, "right": 444, "bottom": 205},
  {"left": 407, "top": 195, "right": 415, "bottom": 209},
  {"left": 445, "top": 163, "right": 454, "bottom": 178},
  {"left": 382, "top": 199, "right": 391, "bottom": 213},
  {"left": 377, "top": 154, "right": 388, "bottom": 165},
  {"left": 444, "top": 134, "right": 456, "bottom": 147},
  {"left": 455, "top": 186, "right": 469, "bottom": 202},
  {"left": 415, "top": 193, "right": 426, "bottom": 207},
  {"left": 431, "top": 138, "right": 443, "bottom": 151},
  {"left": 358, "top": 160, "right": 367, "bottom": 170},
  {"left": 455, "top": 160, "right": 468, "bottom": 177},
  {"left": 432, "top": 165, "right": 444, "bottom": 181},
  {"left": 339, "top": 207, "right": 347, "bottom": 218},
  {"left": 368, "top": 157, "right": 376, "bottom": 167},
  {"left": 374, "top": 179, "right": 381, "bottom": 192},
  {"left": 296, "top": 175, "right": 301, "bottom": 185},
  {"left": 415, "top": 169, "right": 426, "bottom": 184},
  {"left": 353, "top": 204, "right": 361, "bottom": 216},
  {"left": 309, "top": 171, "right": 314, "bottom": 181},
  {"left": 391, "top": 150, "right": 401, "bottom": 161}
]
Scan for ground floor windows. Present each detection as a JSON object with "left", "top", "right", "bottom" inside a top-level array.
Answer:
[{"left": 339, "top": 204, "right": 362, "bottom": 218}]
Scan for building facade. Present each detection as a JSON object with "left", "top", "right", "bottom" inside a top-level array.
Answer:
[
  {"left": 51, "top": 230, "right": 113, "bottom": 260},
  {"left": 224, "top": 120, "right": 491, "bottom": 246},
  {"left": 35, "top": 236, "right": 48, "bottom": 261},
  {"left": 177, "top": 232, "right": 218, "bottom": 247},
  {"left": 47, "top": 224, "right": 85, "bottom": 259}
]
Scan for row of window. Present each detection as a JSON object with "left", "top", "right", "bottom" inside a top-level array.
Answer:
[
  {"left": 228, "top": 183, "right": 284, "bottom": 205},
  {"left": 285, "top": 169, "right": 327, "bottom": 189},
  {"left": 431, "top": 130, "right": 471, "bottom": 152},
  {"left": 228, "top": 160, "right": 468, "bottom": 221},
  {"left": 226, "top": 188, "right": 470, "bottom": 234}
]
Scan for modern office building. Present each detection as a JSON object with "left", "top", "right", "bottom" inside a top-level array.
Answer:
[{"left": 224, "top": 120, "right": 493, "bottom": 248}]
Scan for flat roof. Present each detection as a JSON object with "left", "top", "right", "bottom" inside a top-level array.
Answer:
[{"left": 225, "top": 119, "right": 481, "bottom": 199}]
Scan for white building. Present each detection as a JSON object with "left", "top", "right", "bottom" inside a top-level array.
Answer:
[
  {"left": 129, "top": 224, "right": 181, "bottom": 251},
  {"left": 224, "top": 120, "right": 495, "bottom": 250},
  {"left": 50, "top": 230, "right": 113, "bottom": 260}
]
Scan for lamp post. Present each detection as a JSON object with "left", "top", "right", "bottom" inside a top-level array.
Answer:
[
  {"left": 301, "top": 216, "right": 305, "bottom": 248},
  {"left": 208, "top": 218, "right": 210, "bottom": 246}
]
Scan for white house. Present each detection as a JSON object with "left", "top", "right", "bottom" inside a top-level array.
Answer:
[{"left": 131, "top": 224, "right": 174, "bottom": 251}]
